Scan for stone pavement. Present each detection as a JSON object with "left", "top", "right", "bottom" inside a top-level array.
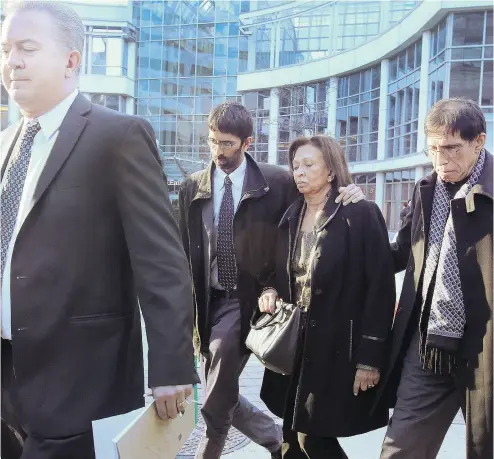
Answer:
[
  {"left": 143, "top": 324, "right": 465, "bottom": 459},
  {"left": 224, "top": 356, "right": 466, "bottom": 459},
  {"left": 142, "top": 268, "right": 466, "bottom": 458}
]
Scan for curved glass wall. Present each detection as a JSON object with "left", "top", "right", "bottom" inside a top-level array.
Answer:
[
  {"left": 134, "top": 0, "right": 248, "bottom": 162},
  {"left": 384, "top": 168, "right": 416, "bottom": 232},
  {"left": 428, "top": 18, "right": 447, "bottom": 107},
  {"left": 386, "top": 40, "right": 421, "bottom": 158},
  {"left": 351, "top": 173, "right": 376, "bottom": 202},
  {"left": 448, "top": 11, "right": 493, "bottom": 111},
  {"left": 277, "top": 82, "right": 328, "bottom": 165},
  {"left": 244, "top": 89, "right": 270, "bottom": 163},
  {"left": 82, "top": 25, "right": 134, "bottom": 77},
  {"left": 240, "top": 0, "right": 419, "bottom": 71},
  {"left": 336, "top": 66, "right": 380, "bottom": 162}
]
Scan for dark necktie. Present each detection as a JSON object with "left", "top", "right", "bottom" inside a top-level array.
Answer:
[
  {"left": 1, "top": 120, "right": 41, "bottom": 276},
  {"left": 217, "top": 175, "right": 237, "bottom": 290}
]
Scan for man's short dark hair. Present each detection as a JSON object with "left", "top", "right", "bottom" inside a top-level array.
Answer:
[
  {"left": 425, "top": 98, "right": 486, "bottom": 142},
  {"left": 208, "top": 102, "right": 253, "bottom": 141}
]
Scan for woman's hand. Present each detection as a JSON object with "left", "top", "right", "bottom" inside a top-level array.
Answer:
[
  {"left": 353, "top": 368, "right": 380, "bottom": 396},
  {"left": 258, "top": 288, "right": 278, "bottom": 314}
]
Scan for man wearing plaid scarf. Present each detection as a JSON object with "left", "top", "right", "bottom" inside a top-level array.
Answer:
[{"left": 379, "top": 99, "right": 493, "bottom": 459}]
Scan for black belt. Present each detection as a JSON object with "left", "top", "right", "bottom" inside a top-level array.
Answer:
[{"left": 210, "top": 288, "right": 240, "bottom": 300}]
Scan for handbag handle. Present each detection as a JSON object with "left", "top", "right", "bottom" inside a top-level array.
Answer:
[{"left": 250, "top": 300, "right": 287, "bottom": 330}]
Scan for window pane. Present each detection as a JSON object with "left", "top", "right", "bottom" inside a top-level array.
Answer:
[
  {"left": 453, "top": 13, "right": 484, "bottom": 46},
  {"left": 390, "top": 58, "right": 398, "bottom": 81},
  {"left": 371, "top": 99, "right": 379, "bottom": 131},
  {"left": 449, "top": 61, "right": 481, "bottom": 102},
  {"left": 406, "top": 46, "right": 415, "bottom": 72},
  {"left": 349, "top": 74, "right": 360, "bottom": 95},
  {"left": 179, "top": 40, "right": 196, "bottom": 77},
  {"left": 92, "top": 37, "right": 107, "bottom": 74},
  {"left": 482, "top": 61, "right": 493, "bottom": 106},
  {"left": 487, "top": 12, "right": 493, "bottom": 45},
  {"left": 415, "top": 40, "right": 422, "bottom": 68},
  {"left": 163, "top": 40, "right": 179, "bottom": 77}
]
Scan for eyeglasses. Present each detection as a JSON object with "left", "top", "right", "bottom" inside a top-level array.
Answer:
[
  {"left": 423, "top": 145, "right": 463, "bottom": 159},
  {"left": 207, "top": 138, "right": 239, "bottom": 151}
]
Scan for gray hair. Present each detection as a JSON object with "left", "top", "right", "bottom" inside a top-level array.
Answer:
[{"left": 6, "top": 1, "right": 85, "bottom": 69}]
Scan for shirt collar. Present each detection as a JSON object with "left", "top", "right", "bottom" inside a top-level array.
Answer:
[
  {"left": 24, "top": 89, "right": 79, "bottom": 140},
  {"left": 215, "top": 155, "right": 247, "bottom": 191}
]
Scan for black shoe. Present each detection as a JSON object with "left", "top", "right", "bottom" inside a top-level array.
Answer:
[{"left": 271, "top": 448, "right": 282, "bottom": 459}]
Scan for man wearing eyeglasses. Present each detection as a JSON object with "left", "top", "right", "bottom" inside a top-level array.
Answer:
[
  {"left": 178, "top": 102, "right": 363, "bottom": 459},
  {"left": 378, "top": 98, "right": 492, "bottom": 459}
]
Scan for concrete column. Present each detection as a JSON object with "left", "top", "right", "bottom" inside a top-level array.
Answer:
[
  {"left": 268, "top": 87, "right": 279, "bottom": 165},
  {"left": 375, "top": 171, "right": 385, "bottom": 211},
  {"left": 326, "top": 77, "right": 338, "bottom": 137},
  {"left": 8, "top": 97, "right": 21, "bottom": 124},
  {"left": 330, "top": 2, "right": 339, "bottom": 56},
  {"left": 248, "top": 27, "right": 257, "bottom": 72},
  {"left": 127, "top": 41, "right": 137, "bottom": 81},
  {"left": 274, "top": 21, "right": 281, "bottom": 68},
  {"left": 377, "top": 59, "right": 390, "bottom": 161},
  {"left": 417, "top": 31, "right": 431, "bottom": 151},
  {"left": 415, "top": 165, "right": 425, "bottom": 182},
  {"left": 86, "top": 35, "right": 93, "bottom": 74},
  {"left": 269, "top": 25, "right": 276, "bottom": 68},
  {"left": 379, "top": 1, "right": 391, "bottom": 33},
  {"left": 125, "top": 97, "right": 135, "bottom": 115}
]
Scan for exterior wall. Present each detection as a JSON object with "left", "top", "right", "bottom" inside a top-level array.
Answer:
[
  {"left": 2, "top": 0, "right": 493, "bottom": 231},
  {"left": 241, "top": 0, "right": 493, "bottom": 231}
]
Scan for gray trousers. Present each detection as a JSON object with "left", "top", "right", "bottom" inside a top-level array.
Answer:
[
  {"left": 194, "top": 297, "right": 282, "bottom": 459},
  {"left": 380, "top": 331, "right": 465, "bottom": 459}
]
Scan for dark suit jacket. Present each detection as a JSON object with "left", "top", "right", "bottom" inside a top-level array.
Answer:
[
  {"left": 0, "top": 94, "right": 199, "bottom": 438},
  {"left": 178, "top": 153, "right": 297, "bottom": 353}
]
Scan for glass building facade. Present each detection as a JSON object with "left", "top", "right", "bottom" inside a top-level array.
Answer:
[
  {"left": 1, "top": 1, "right": 493, "bottom": 231},
  {"left": 336, "top": 66, "right": 380, "bottom": 163},
  {"left": 133, "top": 0, "right": 248, "bottom": 162}
]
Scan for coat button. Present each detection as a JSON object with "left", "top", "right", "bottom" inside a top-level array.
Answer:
[
  {"left": 310, "top": 320, "right": 316, "bottom": 327},
  {"left": 314, "top": 288, "right": 322, "bottom": 295}
]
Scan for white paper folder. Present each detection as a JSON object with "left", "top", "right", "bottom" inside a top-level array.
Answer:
[{"left": 92, "top": 401, "right": 195, "bottom": 459}]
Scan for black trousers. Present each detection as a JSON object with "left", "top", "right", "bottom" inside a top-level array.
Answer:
[{"left": 1, "top": 340, "right": 95, "bottom": 459}]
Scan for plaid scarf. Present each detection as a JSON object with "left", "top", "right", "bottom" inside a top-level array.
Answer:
[{"left": 420, "top": 149, "right": 486, "bottom": 374}]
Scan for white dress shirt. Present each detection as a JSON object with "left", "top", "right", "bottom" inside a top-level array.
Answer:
[
  {"left": 210, "top": 156, "right": 247, "bottom": 290},
  {"left": 1, "top": 90, "right": 79, "bottom": 339}
]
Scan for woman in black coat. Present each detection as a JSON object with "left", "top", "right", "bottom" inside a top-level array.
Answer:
[{"left": 258, "top": 135, "right": 396, "bottom": 458}]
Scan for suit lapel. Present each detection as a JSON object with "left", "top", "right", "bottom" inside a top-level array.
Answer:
[
  {"left": 202, "top": 198, "right": 214, "bottom": 289},
  {"left": 33, "top": 94, "right": 91, "bottom": 203},
  {"left": 419, "top": 179, "right": 435, "bottom": 243},
  {"left": 1, "top": 120, "right": 23, "bottom": 179},
  {"left": 413, "top": 176, "right": 435, "bottom": 288}
]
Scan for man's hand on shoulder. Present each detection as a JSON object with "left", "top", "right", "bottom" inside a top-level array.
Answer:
[
  {"left": 335, "top": 183, "right": 366, "bottom": 206},
  {"left": 152, "top": 384, "right": 193, "bottom": 420}
]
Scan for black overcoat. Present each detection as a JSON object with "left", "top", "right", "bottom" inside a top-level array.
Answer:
[
  {"left": 260, "top": 190, "right": 396, "bottom": 438},
  {"left": 178, "top": 153, "right": 297, "bottom": 352},
  {"left": 377, "top": 152, "right": 493, "bottom": 459}
]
